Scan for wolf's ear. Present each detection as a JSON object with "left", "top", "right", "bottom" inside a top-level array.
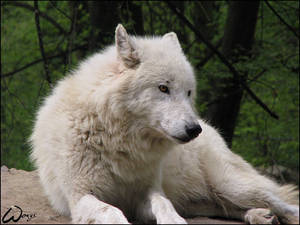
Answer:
[
  {"left": 115, "top": 24, "right": 139, "bottom": 68},
  {"left": 163, "top": 32, "right": 182, "bottom": 51}
]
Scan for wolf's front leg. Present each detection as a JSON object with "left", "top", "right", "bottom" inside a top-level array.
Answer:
[
  {"left": 71, "top": 194, "right": 130, "bottom": 224},
  {"left": 142, "top": 192, "right": 187, "bottom": 224}
]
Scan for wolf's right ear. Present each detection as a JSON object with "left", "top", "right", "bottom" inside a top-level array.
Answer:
[
  {"left": 163, "top": 32, "right": 182, "bottom": 51},
  {"left": 115, "top": 24, "right": 139, "bottom": 68}
]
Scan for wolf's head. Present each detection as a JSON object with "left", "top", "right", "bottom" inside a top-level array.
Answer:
[{"left": 115, "top": 24, "right": 201, "bottom": 144}]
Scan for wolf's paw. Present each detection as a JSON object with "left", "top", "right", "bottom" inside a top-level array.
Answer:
[
  {"left": 244, "top": 208, "right": 279, "bottom": 224},
  {"left": 156, "top": 213, "right": 187, "bottom": 224},
  {"left": 73, "top": 207, "right": 130, "bottom": 224},
  {"left": 72, "top": 194, "right": 130, "bottom": 224},
  {"left": 72, "top": 206, "right": 130, "bottom": 224}
]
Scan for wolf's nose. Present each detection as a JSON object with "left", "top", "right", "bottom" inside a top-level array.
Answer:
[{"left": 185, "top": 123, "right": 202, "bottom": 139}]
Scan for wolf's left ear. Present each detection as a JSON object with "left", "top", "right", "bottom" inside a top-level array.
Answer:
[
  {"left": 163, "top": 32, "right": 182, "bottom": 51},
  {"left": 115, "top": 24, "right": 139, "bottom": 68}
]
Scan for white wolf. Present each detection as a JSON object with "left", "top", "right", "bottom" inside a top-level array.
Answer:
[{"left": 30, "top": 24, "right": 299, "bottom": 224}]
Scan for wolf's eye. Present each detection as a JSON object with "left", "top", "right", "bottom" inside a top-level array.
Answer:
[
  {"left": 159, "top": 85, "right": 169, "bottom": 94},
  {"left": 187, "top": 90, "right": 191, "bottom": 97}
]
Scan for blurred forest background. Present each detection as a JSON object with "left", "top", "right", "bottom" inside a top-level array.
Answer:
[{"left": 1, "top": 1, "right": 299, "bottom": 184}]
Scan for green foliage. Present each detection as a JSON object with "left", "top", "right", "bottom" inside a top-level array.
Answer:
[
  {"left": 1, "top": 1, "right": 299, "bottom": 179},
  {"left": 232, "top": 2, "right": 299, "bottom": 172}
]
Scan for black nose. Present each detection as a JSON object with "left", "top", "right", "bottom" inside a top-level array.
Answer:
[{"left": 185, "top": 123, "right": 202, "bottom": 140}]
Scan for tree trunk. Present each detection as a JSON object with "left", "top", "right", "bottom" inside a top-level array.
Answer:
[
  {"left": 127, "top": 2, "right": 144, "bottom": 35},
  {"left": 88, "top": 1, "right": 144, "bottom": 50},
  {"left": 192, "top": 1, "right": 216, "bottom": 40},
  {"left": 88, "top": 1, "right": 120, "bottom": 51},
  {"left": 206, "top": 1, "right": 260, "bottom": 147}
]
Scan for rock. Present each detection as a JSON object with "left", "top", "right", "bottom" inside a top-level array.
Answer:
[
  {"left": 1, "top": 167, "right": 69, "bottom": 224},
  {"left": 1, "top": 167, "right": 244, "bottom": 224},
  {"left": 1, "top": 165, "right": 9, "bottom": 172},
  {"left": 257, "top": 165, "right": 299, "bottom": 185}
]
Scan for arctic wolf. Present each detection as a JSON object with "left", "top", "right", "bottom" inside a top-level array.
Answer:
[{"left": 30, "top": 24, "right": 299, "bottom": 224}]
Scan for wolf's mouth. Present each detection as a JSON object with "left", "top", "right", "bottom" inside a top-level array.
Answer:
[
  {"left": 163, "top": 127, "right": 201, "bottom": 144},
  {"left": 171, "top": 135, "right": 192, "bottom": 144},
  {"left": 154, "top": 123, "right": 201, "bottom": 144},
  {"left": 159, "top": 127, "right": 193, "bottom": 144}
]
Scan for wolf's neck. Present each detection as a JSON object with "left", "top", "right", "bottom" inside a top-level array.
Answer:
[
  {"left": 101, "top": 112, "right": 172, "bottom": 159},
  {"left": 95, "top": 105, "right": 172, "bottom": 178}
]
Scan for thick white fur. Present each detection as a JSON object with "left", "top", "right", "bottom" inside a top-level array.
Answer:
[{"left": 30, "top": 24, "right": 299, "bottom": 224}]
